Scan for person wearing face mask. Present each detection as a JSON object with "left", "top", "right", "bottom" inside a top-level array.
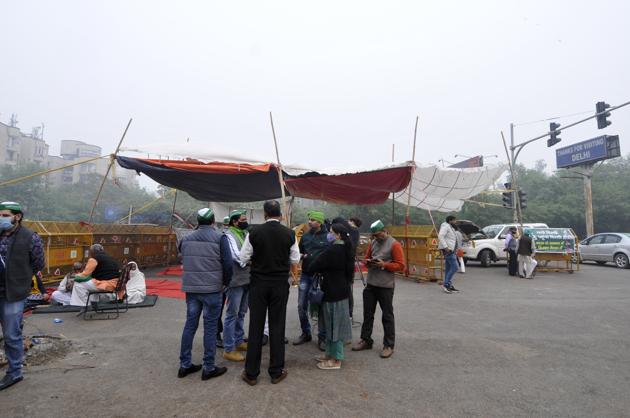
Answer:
[
  {"left": 352, "top": 220, "right": 405, "bottom": 359},
  {"left": 293, "top": 210, "right": 330, "bottom": 351},
  {"left": 0, "top": 201, "right": 46, "bottom": 391},
  {"left": 222, "top": 209, "right": 251, "bottom": 362}
]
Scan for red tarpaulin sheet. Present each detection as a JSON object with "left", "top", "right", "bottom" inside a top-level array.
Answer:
[
  {"left": 145, "top": 279, "right": 185, "bottom": 300},
  {"left": 284, "top": 165, "right": 413, "bottom": 204}
]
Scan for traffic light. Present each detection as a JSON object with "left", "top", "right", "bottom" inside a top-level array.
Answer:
[
  {"left": 596, "top": 101, "right": 612, "bottom": 129},
  {"left": 547, "top": 122, "right": 561, "bottom": 147},
  {"left": 502, "top": 182, "right": 513, "bottom": 209},
  {"left": 518, "top": 190, "right": 527, "bottom": 210}
]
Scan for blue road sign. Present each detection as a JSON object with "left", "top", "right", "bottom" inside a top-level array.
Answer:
[{"left": 556, "top": 135, "right": 620, "bottom": 169}]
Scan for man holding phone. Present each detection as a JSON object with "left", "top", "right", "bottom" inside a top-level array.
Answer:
[{"left": 438, "top": 215, "right": 459, "bottom": 294}]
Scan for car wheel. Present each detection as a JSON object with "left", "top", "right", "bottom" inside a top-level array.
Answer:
[
  {"left": 479, "top": 249, "right": 493, "bottom": 267},
  {"left": 614, "top": 253, "right": 630, "bottom": 269},
  {"left": 596, "top": 261, "right": 607, "bottom": 265}
]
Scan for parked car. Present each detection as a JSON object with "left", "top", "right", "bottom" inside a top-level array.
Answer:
[
  {"left": 579, "top": 233, "right": 630, "bottom": 269},
  {"left": 463, "top": 223, "right": 549, "bottom": 267}
]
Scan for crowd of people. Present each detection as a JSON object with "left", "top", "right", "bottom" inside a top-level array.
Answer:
[{"left": 176, "top": 200, "right": 406, "bottom": 385}]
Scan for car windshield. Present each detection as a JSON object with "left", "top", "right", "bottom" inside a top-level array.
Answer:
[{"left": 482, "top": 226, "right": 503, "bottom": 239}]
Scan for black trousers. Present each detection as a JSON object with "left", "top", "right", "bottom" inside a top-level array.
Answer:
[
  {"left": 508, "top": 250, "right": 518, "bottom": 276},
  {"left": 245, "top": 279, "right": 289, "bottom": 379},
  {"left": 360, "top": 284, "right": 395, "bottom": 348},
  {"left": 348, "top": 281, "right": 354, "bottom": 318}
]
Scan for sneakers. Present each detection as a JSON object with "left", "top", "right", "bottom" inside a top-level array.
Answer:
[
  {"left": 202, "top": 366, "right": 227, "bottom": 380},
  {"left": 317, "top": 359, "right": 341, "bottom": 370},
  {"left": 448, "top": 285, "right": 459, "bottom": 293},
  {"left": 235, "top": 342, "right": 248, "bottom": 352},
  {"left": 351, "top": 340, "right": 373, "bottom": 351},
  {"left": 177, "top": 364, "right": 202, "bottom": 378},
  {"left": 292, "top": 333, "right": 312, "bottom": 345},
  {"left": 223, "top": 351, "right": 245, "bottom": 362},
  {"left": 380, "top": 346, "right": 394, "bottom": 358},
  {"left": 442, "top": 285, "right": 452, "bottom": 294}
]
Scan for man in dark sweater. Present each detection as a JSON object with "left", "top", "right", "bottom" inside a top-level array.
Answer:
[
  {"left": 0, "top": 201, "right": 45, "bottom": 391},
  {"left": 294, "top": 210, "right": 329, "bottom": 349},
  {"left": 240, "top": 200, "right": 300, "bottom": 386},
  {"left": 177, "top": 208, "right": 233, "bottom": 381}
]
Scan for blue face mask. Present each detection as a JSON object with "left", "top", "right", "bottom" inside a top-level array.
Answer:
[
  {"left": 0, "top": 217, "right": 14, "bottom": 231},
  {"left": 326, "top": 232, "right": 336, "bottom": 243}
]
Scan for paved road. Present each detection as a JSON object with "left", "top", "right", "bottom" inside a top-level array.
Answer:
[{"left": 2, "top": 263, "right": 629, "bottom": 417}]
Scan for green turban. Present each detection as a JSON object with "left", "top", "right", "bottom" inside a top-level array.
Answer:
[
  {"left": 223, "top": 216, "right": 230, "bottom": 225},
  {"left": 197, "top": 208, "right": 214, "bottom": 222},
  {"left": 0, "top": 201, "right": 22, "bottom": 213},
  {"left": 307, "top": 210, "right": 325, "bottom": 224},
  {"left": 370, "top": 219, "right": 385, "bottom": 233}
]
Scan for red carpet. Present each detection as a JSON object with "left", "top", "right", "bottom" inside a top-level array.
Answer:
[
  {"left": 145, "top": 279, "right": 185, "bottom": 299},
  {"left": 157, "top": 265, "right": 183, "bottom": 276}
]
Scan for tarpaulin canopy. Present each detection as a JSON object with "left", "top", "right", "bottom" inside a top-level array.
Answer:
[
  {"left": 395, "top": 164, "right": 507, "bottom": 212},
  {"left": 116, "top": 156, "right": 414, "bottom": 204}
]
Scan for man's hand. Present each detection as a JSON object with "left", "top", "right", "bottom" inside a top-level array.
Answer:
[{"left": 373, "top": 260, "right": 386, "bottom": 269}]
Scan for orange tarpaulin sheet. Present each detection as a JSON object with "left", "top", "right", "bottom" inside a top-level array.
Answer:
[{"left": 139, "top": 159, "right": 275, "bottom": 174}]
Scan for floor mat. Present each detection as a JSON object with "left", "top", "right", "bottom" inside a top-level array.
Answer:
[
  {"left": 145, "top": 279, "right": 185, "bottom": 300},
  {"left": 31, "top": 295, "right": 159, "bottom": 314}
]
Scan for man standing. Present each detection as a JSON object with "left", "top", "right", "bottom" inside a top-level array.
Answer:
[
  {"left": 178, "top": 208, "right": 232, "bottom": 381},
  {"left": 293, "top": 210, "right": 329, "bottom": 351},
  {"left": 352, "top": 220, "right": 405, "bottom": 359},
  {"left": 0, "top": 201, "right": 45, "bottom": 391},
  {"left": 517, "top": 231, "right": 536, "bottom": 279},
  {"left": 438, "top": 215, "right": 460, "bottom": 293},
  {"left": 240, "top": 200, "right": 300, "bottom": 386},
  {"left": 504, "top": 226, "right": 519, "bottom": 277},
  {"left": 222, "top": 210, "right": 250, "bottom": 362}
]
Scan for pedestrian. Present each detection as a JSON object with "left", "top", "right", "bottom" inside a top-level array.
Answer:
[
  {"left": 504, "top": 226, "right": 519, "bottom": 276},
  {"left": 222, "top": 210, "right": 250, "bottom": 362},
  {"left": 437, "top": 215, "right": 460, "bottom": 293},
  {"left": 517, "top": 231, "right": 536, "bottom": 279},
  {"left": 0, "top": 201, "right": 45, "bottom": 391},
  {"left": 240, "top": 200, "right": 300, "bottom": 386},
  {"left": 310, "top": 223, "right": 354, "bottom": 370},
  {"left": 293, "top": 210, "right": 329, "bottom": 351},
  {"left": 352, "top": 220, "right": 405, "bottom": 359},
  {"left": 177, "top": 208, "right": 232, "bottom": 381},
  {"left": 454, "top": 225, "right": 466, "bottom": 274}
]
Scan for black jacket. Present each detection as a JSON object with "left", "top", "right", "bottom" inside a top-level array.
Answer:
[{"left": 309, "top": 242, "right": 354, "bottom": 302}]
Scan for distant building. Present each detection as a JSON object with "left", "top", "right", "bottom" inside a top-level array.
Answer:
[
  {"left": 1, "top": 117, "right": 137, "bottom": 187},
  {"left": 0, "top": 120, "right": 49, "bottom": 166}
]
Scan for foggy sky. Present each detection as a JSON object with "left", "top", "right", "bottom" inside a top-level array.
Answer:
[{"left": 2, "top": 0, "right": 628, "bottom": 191}]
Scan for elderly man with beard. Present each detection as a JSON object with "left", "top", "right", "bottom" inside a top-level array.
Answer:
[{"left": 352, "top": 220, "right": 405, "bottom": 359}]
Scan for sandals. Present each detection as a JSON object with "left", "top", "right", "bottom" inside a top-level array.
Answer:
[{"left": 316, "top": 359, "right": 341, "bottom": 370}]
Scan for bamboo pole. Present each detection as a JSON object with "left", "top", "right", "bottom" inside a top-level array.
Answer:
[
  {"left": 88, "top": 118, "right": 133, "bottom": 224},
  {"left": 404, "top": 116, "right": 419, "bottom": 276},
  {"left": 0, "top": 155, "right": 104, "bottom": 188},
  {"left": 269, "top": 112, "right": 289, "bottom": 225}
]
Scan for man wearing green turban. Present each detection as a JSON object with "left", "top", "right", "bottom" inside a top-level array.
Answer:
[{"left": 293, "top": 210, "right": 330, "bottom": 350}]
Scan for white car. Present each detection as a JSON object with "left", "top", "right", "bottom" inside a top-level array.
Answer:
[{"left": 463, "top": 223, "right": 549, "bottom": 267}]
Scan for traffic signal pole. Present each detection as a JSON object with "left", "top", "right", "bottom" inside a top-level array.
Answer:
[{"left": 507, "top": 100, "right": 630, "bottom": 226}]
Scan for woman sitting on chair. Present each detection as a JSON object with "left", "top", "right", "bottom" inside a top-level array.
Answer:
[{"left": 70, "top": 244, "right": 121, "bottom": 306}]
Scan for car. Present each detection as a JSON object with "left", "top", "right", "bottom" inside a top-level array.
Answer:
[
  {"left": 463, "top": 223, "right": 549, "bottom": 267},
  {"left": 579, "top": 233, "right": 630, "bottom": 269}
]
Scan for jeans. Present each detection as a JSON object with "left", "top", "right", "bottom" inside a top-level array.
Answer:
[
  {"left": 0, "top": 298, "right": 26, "bottom": 378},
  {"left": 223, "top": 285, "right": 249, "bottom": 352},
  {"left": 179, "top": 292, "right": 222, "bottom": 372},
  {"left": 443, "top": 251, "right": 458, "bottom": 288}
]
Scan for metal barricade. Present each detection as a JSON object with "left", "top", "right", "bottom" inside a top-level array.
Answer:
[{"left": 388, "top": 225, "right": 443, "bottom": 282}]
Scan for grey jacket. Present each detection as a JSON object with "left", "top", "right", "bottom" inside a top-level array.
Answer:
[{"left": 179, "top": 225, "right": 232, "bottom": 293}]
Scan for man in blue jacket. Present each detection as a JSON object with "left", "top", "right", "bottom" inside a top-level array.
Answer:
[{"left": 177, "top": 208, "right": 233, "bottom": 381}]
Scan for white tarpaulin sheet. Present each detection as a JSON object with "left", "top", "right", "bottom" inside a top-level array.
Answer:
[{"left": 395, "top": 164, "right": 507, "bottom": 212}]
